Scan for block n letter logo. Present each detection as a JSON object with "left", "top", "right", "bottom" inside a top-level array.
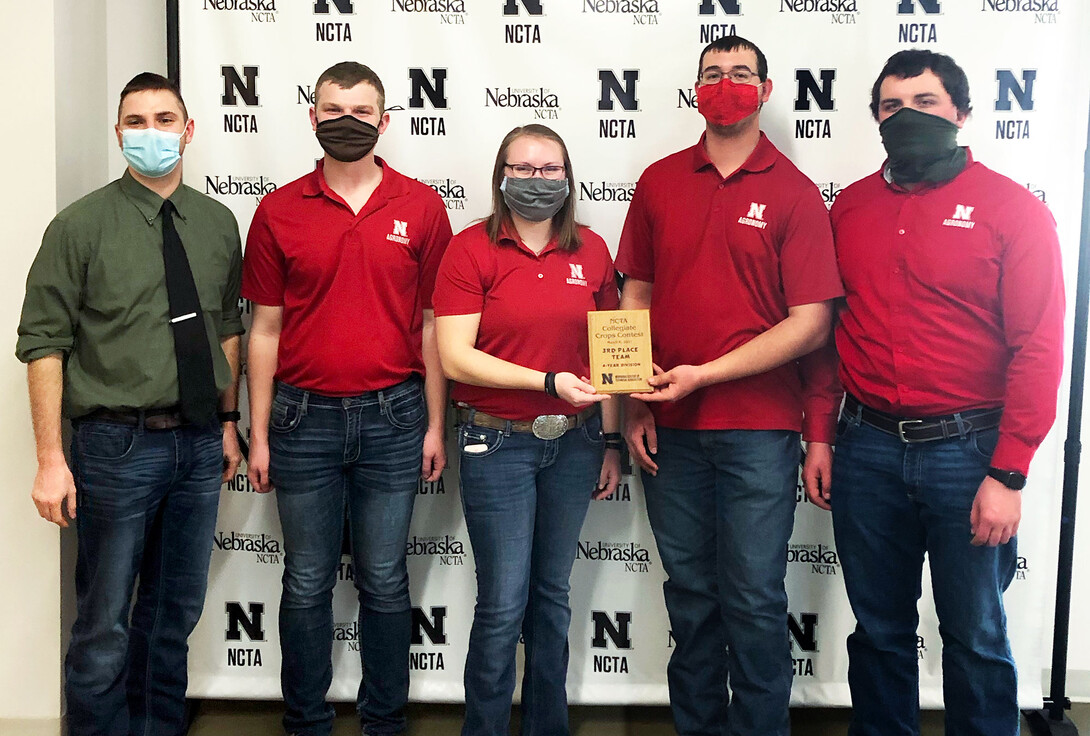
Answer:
[
  {"left": 225, "top": 602, "right": 266, "bottom": 642},
  {"left": 221, "top": 66, "right": 259, "bottom": 106}
]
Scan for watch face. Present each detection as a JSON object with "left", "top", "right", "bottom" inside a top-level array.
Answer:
[{"left": 989, "top": 467, "right": 1026, "bottom": 490}]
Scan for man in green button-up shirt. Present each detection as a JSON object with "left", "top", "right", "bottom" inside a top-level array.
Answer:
[{"left": 15, "top": 73, "right": 243, "bottom": 736}]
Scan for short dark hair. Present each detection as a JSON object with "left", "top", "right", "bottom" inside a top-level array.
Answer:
[
  {"left": 315, "top": 61, "right": 385, "bottom": 113},
  {"left": 870, "top": 49, "right": 972, "bottom": 120},
  {"left": 118, "top": 72, "right": 187, "bottom": 121},
  {"left": 697, "top": 35, "right": 768, "bottom": 83},
  {"left": 487, "top": 124, "right": 583, "bottom": 253}
]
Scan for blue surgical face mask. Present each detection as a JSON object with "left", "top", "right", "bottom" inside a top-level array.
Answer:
[{"left": 121, "top": 127, "right": 184, "bottom": 178}]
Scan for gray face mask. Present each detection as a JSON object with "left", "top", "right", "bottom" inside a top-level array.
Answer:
[{"left": 500, "top": 176, "right": 570, "bottom": 222}]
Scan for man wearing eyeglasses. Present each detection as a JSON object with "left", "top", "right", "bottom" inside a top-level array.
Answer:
[{"left": 616, "top": 36, "right": 843, "bottom": 735}]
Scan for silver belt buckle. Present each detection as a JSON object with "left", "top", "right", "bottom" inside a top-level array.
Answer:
[
  {"left": 532, "top": 414, "right": 569, "bottom": 440},
  {"left": 897, "top": 419, "right": 926, "bottom": 443}
]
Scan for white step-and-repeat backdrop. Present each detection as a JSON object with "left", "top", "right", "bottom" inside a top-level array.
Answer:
[{"left": 179, "top": 0, "right": 1090, "bottom": 708}]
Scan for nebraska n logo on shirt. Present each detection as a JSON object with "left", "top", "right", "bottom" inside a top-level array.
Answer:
[
  {"left": 566, "top": 263, "right": 588, "bottom": 287},
  {"left": 738, "top": 202, "right": 769, "bottom": 230},
  {"left": 942, "top": 204, "right": 976, "bottom": 230},
  {"left": 387, "top": 219, "right": 411, "bottom": 244}
]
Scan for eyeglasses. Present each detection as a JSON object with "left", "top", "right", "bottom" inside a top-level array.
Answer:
[
  {"left": 505, "top": 163, "right": 567, "bottom": 180},
  {"left": 699, "top": 68, "right": 758, "bottom": 86}
]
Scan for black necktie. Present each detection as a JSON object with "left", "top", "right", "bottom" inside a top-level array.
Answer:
[{"left": 160, "top": 199, "right": 218, "bottom": 424}]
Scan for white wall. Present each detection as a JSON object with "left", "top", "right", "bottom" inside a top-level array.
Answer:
[
  {"left": 0, "top": 0, "right": 167, "bottom": 724},
  {"left": 0, "top": 0, "right": 61, "bottom": 723}
]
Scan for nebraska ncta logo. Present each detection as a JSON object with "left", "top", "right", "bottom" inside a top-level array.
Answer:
[
  {"left": 567, "top": 263, "right": 588, "bottom": 286},
  {"left": 942, "top": 204, "right": 976, "bottom": 230},
  {"left": 738, "top": 202, "right": 769, "bottom": 230},
  {"left": 387, "top": 219, "right": 411, "bottom": 244}
]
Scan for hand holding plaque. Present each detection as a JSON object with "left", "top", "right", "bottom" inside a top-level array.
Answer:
[{"left": 587, "top": 309, "right": 653, "bottom": 394}]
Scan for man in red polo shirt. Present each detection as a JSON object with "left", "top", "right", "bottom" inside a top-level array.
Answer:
[
  {"left": 617, "top": 36, "right": 842, "bottom": 736},
  {"left": 242, "top": 62, "right": 452, "bottom": 736},
  {"left": 803, "top": 50, "right": 1064, "bottom": 735}
]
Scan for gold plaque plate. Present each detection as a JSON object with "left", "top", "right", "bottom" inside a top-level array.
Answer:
[{"left": 587, "top": 309, "right": 653, "bottom": 394}]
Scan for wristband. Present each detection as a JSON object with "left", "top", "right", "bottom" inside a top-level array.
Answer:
[
  {"left": 544, "top": 372, "right": 559, "bottom": 398},
  {"left": 218, "top": 410, "right": 241, "bottom": 423},
  {"left": 987, "top": 467, "right": 1026, "bottom": 491}
]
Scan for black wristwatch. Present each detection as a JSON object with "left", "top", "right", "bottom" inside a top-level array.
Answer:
[
  {"left": 987, "top": 467, "right": 1026, "bottom": 491},
  {"left": 218, "top": 410, "right": 242, "bottom": 423}
]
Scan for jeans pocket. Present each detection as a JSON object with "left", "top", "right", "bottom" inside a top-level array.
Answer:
[
  {"left": 459, "top": 424, "right": 505, "bottom": 458},
  {"left": 580, "top": 414, "right": 604, "bottom": 447},
  {"left": 384, "top": 388, "right": 425, "bottom": 430},
  {"left": 834, "top": 416, "right": 856, "bottom": 443},
  {"left": 270, "top": 394, "right": 303, "bottom": 433},
  {"left": 77, "top": 421, "right": 138, "bottom": 461},
  {"left": 968, "top": 426, "right": 1000, "bottom": 463}
]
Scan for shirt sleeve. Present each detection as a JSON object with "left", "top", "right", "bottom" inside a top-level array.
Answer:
[
  {"left": 990, "top": 196, "right": 1065, "bottom": 475},
  {"left": 219, "top": 217, "right": 245, "bottom": 337},
  {"left": 16, "top": 215, "right": 86, "bottom": 363},
  {"left": 799, "top": 338, "right": 843, "bottom": 444},
  {"left": 419, "top": 195, "right": 454, "bottom": 311},
  {"left": 432, "top": 232, "right": 486, "bottom": 317},
  {"left": 615, "top": 174, "right": 655, "bottom": 282},
  {"left": 241, "top": 200, "right": 286, "bottom": 306},
  {"left": 779, "top": 184, "right": 844, "bottom": 307}
]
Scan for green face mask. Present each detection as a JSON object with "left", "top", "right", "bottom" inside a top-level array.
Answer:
[{"left": 879, "top": 107, "right": 967, "bottom": 186}]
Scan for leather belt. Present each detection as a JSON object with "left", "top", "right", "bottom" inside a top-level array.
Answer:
[
  {"left": 844, "top": 394, "right": 1002, "bottom": 444},
  {"left": 80, "top": 406, "right": 187, "bottom": 430},
  {"left": 455, "top": 404, "right": 596, "bottom": 441}
]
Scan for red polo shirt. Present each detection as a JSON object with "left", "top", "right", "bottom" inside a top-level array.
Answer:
[
  {"left": 242, "top": 159, "right": 452, "bottom": 394},
  {"left": 616, "top": 133, "right": 843, "bottom": 437},
  {"left": 831, "top": 154, "right": 1065, "bottom": 474},
  {"left": 433, "top": 221, "right": 620, "bottom": 421}
]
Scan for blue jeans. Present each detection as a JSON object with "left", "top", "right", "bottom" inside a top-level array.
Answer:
[
  {"left": 65, "top": 418, "right": 222, "bottom": 736},
  {"left": 641, "top": 428, "right": 799, "bottom": 736},
  {"left": 457, "top": 412, "right": 604, "bottom": 736},
  {"left": 831, "top": 410, "right": 1018, "bottom": 736},
  {"left": 269, "top": 378, "right": 425, "bottom": 736}
]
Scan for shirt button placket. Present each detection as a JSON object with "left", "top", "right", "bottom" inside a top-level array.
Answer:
[{"left": 891, "top": 203, "right": 913, "bottom": 402}]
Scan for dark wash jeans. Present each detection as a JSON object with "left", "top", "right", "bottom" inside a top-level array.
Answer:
[
  {"left": 831, "top": 409, "right": 1018, "bottom": 736},
  {"left": 66, "top": 418, "right": 222, "bottom": 736},
  {"left": 457, "top": 412, "right": 604, "bottom": 736},
  {"left": 269, "top": 378, "right": 425, "bottom": 736},
  {"left": 641, "top": 428, "right": 800, "bottom": 736}
]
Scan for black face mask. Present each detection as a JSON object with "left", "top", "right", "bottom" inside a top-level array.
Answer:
[
  {"left": 315, "top": 115, "right": 379, "bottom": 162},
  {"left": 879, "top": 107, "right": 967, "bottom": 186}
]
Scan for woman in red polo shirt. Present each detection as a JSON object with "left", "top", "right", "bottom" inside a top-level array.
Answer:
[{"left": 433, "top": 124, "right": 622, "bottom": 736}]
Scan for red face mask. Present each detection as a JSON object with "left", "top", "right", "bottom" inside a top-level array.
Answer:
[{"left": 696, "top": 78, "right": 760, "bottom": 126}]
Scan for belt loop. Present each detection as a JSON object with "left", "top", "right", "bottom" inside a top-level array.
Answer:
[
  {"left": 468, "top": 407, "right": 477, "bottom": 427},
  {"left": 952, "top": 412, "right": 970, "bottom": 439},
  {"left": 503, "top": 420, "right": 512, "bottom": 437},
  {"left": 136, "top": 409, "right": 147, "bottom": 436},
  {"left": 300, "top": 390, "right": 310, "bottom": 416},
  {"left": 846, "top": 396, "right": 863, "bottom": 427}
]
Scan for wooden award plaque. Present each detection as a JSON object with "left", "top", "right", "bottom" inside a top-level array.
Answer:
[{"left": 587, "top": 309, "right": 654, "bottom": 394}]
